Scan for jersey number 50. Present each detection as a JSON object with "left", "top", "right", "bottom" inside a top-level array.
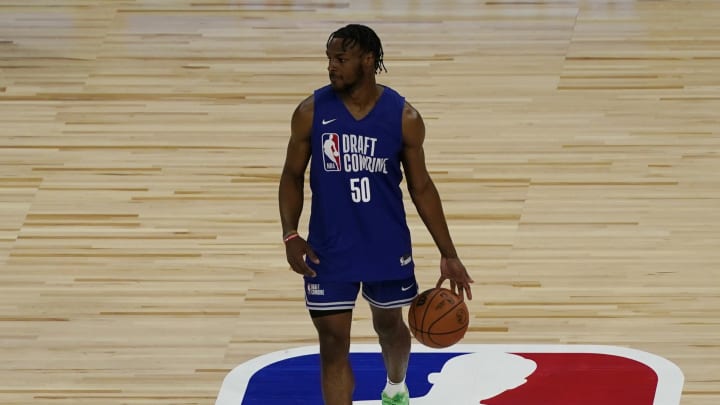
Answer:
[{"left": 350, "top": 177, "right": 371, "bottom": 203}]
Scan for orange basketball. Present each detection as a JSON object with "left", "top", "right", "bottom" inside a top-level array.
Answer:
[{"left": 408, "top": 287, "right": 469, "bottom": 348}]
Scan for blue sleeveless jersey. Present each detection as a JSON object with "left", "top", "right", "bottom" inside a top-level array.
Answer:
[{"left": 306, "top": 85, "right": 414, "bottom": 282}]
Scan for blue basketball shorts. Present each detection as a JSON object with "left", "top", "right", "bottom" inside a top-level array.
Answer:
[{"left": 304, "top": 275, "right": 419, "bottom": 312}]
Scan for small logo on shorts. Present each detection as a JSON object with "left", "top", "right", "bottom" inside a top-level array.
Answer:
[
  {"left": 400, "top": 254, "right": 412, "bottom": 266},
  {"left": 307, "top": 283, "right": 325, "bottom": 296},
  {"left": 401, "top": 283, "right": 415, "bottom": 292}
]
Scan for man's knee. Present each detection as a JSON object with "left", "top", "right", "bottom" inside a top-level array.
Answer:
[
  {"left": 318, "top": 328, "right": 351, "bottom": 347},
  {"left": 312, "top": 310, "right": 353, "bottom": 355},
  {"left": 372, "top": 307, "right": 405, "bottom": 336}
]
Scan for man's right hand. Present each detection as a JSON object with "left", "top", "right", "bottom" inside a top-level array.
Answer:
[{"left": 285, "top": 235, "right": 319, "bottom": 278}]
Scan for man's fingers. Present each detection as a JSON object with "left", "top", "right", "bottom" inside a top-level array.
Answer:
[
  {"left": 306, "top": 248, "right": 320, "bottom": 264},
  {"left": 289, "top": 263, "right": 316, "bottom": 278},
  {"left": 288, "top": 255, "right": 317, "bottom": 278},
  {"left": 463, "top": 285, "right": 473, "bottom": 301}
]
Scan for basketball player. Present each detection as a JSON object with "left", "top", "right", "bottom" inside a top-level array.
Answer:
[{"left": 278, "top": 24, "right": 474, "bottom": 405}]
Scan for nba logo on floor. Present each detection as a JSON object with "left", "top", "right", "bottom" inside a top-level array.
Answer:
[
  {"left": 215, "top": 344, "right": 684, "bottom": 405},
  {"left": 322, "top": 132, "right": 341, "bottom": 171}
]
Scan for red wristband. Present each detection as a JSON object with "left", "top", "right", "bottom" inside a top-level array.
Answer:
[{"left": 283, "top": 232, "right": 299, "bottom": 243}]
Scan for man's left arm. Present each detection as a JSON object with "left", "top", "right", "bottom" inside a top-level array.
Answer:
[{"left": 401, "top": 102, "right": 474, "bottom": 300}]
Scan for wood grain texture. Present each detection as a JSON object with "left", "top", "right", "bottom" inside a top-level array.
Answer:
[{"left": 1, "top": 1, "right": 718, "bottom": 404}]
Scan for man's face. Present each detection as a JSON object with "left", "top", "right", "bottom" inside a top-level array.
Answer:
[{"left": 326, "top": 37, "right": 371, "bottom": 92}]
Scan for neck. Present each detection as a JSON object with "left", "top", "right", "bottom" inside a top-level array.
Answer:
[{"left": 341, "top": 79, "right": 380, "bottom": 109}]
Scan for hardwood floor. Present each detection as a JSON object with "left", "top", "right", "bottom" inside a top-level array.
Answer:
[{"left": 0, "top": 1, "right": 718, "bottom": 404}]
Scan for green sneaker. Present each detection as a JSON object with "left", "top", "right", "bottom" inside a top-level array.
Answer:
[{"left": 381, "top": 390, "right": 410, "bottom": 405}]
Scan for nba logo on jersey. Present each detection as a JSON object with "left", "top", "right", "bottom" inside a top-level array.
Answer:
[
  {"left": 215, "top": 344, "right": 684, "bottom": 405},
  {"left": 321, "top": 132, "right": 341, "bottom": 172}
]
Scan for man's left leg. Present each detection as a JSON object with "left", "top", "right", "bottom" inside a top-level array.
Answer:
[
  {"left": 371, "top": 305, "right": 411, "bottom": 383},
  {"left": 371, "top": 305, "right": 411, "bottom": 404},
  {"left": 364, "top": 277, "right": 417, "bottom": 404}
]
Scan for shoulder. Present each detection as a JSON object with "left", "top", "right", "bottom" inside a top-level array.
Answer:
[
  {"left": 402, "top": 101, "right": 425, "bottom": 136},
  {"left": 291, "top": 94, "right": 315, "bottom": 137},
  {"left": 294, "top": 94, "right": 314, "bottom": 118},
  {"left": 313, "top": 84, "right": 336, "bottom": 105},
  {"left": 402, "top": 100, "right": 421, "bottom": 121},
  {"left": 401, "top": 100, "right": 425, "bottom": 148},
  {"left": 293, "top": 84, "right": 335, "bottom": 117},
  {"left": 378, "top": 85, "right": 406, "bottom": 105}
]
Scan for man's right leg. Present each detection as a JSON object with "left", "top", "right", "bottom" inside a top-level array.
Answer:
[
  {"left": 305, "top": 279, "right": 359, "bottom": 405},
  {"left": 311, "top": 309, "right": 354, "bottom": 405}
]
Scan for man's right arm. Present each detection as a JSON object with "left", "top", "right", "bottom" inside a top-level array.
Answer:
[
  {"left": 278, "top": 95, "right": 319, "bottom": 277},
  {"left": 279, "top": 95, "right": 313, "bottom": 235}
]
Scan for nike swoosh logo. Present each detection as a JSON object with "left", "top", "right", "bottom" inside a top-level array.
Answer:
[
  {"left": 401, "top": 284, "right": 415, "bottom": 292},
  {"left": 322, "top": 118, "right": 336, "bottom": 125}
]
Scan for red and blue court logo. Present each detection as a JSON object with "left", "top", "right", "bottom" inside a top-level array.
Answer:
[{"left": 215, "top": 344, "right": 683, "bottom": 405}]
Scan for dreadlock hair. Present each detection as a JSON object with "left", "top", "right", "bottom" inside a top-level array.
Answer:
[{"left": 327, "top": 24, "right": 387, "bottom": 74}]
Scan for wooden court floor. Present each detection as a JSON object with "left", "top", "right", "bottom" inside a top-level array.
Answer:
[{"left": 1, "top": 1, "right": 718, "bottom": 404}]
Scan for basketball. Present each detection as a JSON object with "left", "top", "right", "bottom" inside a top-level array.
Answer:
[{"left": 408, "top": 287, "right": 469, "bottom": 348}]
